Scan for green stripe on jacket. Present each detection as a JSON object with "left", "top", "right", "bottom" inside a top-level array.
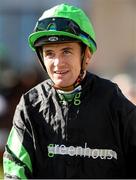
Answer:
[
  {"left": 4, "top": 127, "right": 32, "bottom": 173},
  {"left": 3, "top": 157, "right": 27, "bottom": 179}
]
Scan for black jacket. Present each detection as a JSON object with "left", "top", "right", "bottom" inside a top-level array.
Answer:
[{"left": 3, "top": 72, "right": 136, "bottom": 179}]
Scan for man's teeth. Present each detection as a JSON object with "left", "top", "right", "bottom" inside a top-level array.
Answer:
[{"left": 55, "top": 71, "right": 67, "bottom": 74}]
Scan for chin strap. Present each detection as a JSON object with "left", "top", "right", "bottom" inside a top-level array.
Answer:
[
  {"left": 53, "top": 68, "right": 85, "bottom": 91},
  {"left": 35, "top": 48, "right": 47, "bottom": 72},
  {"left": 53, "top": 72, "right": 84, "bottom": 91}
]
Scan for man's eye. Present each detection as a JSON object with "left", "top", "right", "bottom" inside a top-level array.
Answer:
[
  {"left": 63, "top": 50, "right": 71, "bottom": 55},
  {"left": 46, "top": 52, "right": 54, "bottom": 58}
]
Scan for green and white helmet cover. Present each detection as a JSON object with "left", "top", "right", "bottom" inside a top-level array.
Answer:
[{"left": 28, "top": 3, "right": 97, "bottom": 53}]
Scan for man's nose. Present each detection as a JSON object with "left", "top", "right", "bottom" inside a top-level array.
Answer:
[{"left": 54, "top": 55, "right": 64, "bottom": 66}]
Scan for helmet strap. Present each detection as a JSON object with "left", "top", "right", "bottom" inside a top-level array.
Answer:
[
  {"left": 35, "top": 48, "right": 47, "bottom": 72},
  {"left": 73, "top": 44, "right": 87, "bottom": 86}
]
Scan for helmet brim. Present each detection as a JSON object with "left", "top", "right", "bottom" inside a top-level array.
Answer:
[
  {"left": 28, "top": 30, "right": 97, "bottom": 53},
  {"left": 34, "top": 35, "right": 81, "bottom": 47}
]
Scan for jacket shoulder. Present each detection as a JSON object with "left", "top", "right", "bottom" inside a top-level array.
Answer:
[
  {"left": 87, "top": 72, "right": 117, "bottom": 93},
  {"left": 23, "top": 79, "right": 53, "bottom": 106},
  {"left": 89, "top": 73, "right": 135, "bottom": 110}
]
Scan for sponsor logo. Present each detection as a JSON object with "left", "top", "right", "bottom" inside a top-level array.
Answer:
[
  {"left": 48, "top": 36, "right": 59, "bottom": 42},
  {"left": 48, "top": 143, "right": 117, "bottom": 160}
]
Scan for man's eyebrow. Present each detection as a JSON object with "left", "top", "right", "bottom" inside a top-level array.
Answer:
[
  {"left": 43, "top": 46, "right": 73, "bottom": 52},
  {"left": 43, "top": 49, "right": 53, "bottom": 53},
  {"left": 61, "top": 47, "right": 73, "bottom": 51}
]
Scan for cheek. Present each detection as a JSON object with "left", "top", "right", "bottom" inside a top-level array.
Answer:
[
  {"left": 73, "top": 59, "right": 81, "bottom": 73},
  {"left": 43, "top": 60, "right": 52, "bottom": 73},
  {"left": 43, "top": 58, "right": 50, "bottom": 68}
]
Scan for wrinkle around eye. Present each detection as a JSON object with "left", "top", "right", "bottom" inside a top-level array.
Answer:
[
  {"left": 44, "top": 51, "right": 55, "bottom": 59},
  {"left": 63, "top": 50, "right": 72, "bottom": 55}
]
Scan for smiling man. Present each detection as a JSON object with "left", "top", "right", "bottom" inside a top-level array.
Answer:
[
  {"left": 3, "top": 3, "right": 136, "bottom": 179},
  {"left": 42, "top": 42, "right": 91, "bottom": 90}
]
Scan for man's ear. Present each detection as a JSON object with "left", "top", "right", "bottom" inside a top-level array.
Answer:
[{"left": 85, "top": 47, "right": 92, "bottom": 66}]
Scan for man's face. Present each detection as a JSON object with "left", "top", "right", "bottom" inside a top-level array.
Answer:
[{"left": 42, "top": 42, "right": 82, "bottom": 88}]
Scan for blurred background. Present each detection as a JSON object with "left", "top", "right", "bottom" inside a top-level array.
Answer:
[{"left": 0, "top": 0, "right": 136, "bottom": 178}]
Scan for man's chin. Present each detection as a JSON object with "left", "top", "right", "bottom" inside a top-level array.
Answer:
[
  {"left": 53, "top": 81, "right": 75, "bottom": 91},
  {"left": 53, "top": 79, "right": 71, "bottom": 87},
  {"left": 54, "top": 83, "right": 71, "bottom": 88}
]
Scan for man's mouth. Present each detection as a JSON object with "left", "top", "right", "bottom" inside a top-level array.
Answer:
[{"left": 54, "top": 70, "right": 69, "bottom": 75}]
